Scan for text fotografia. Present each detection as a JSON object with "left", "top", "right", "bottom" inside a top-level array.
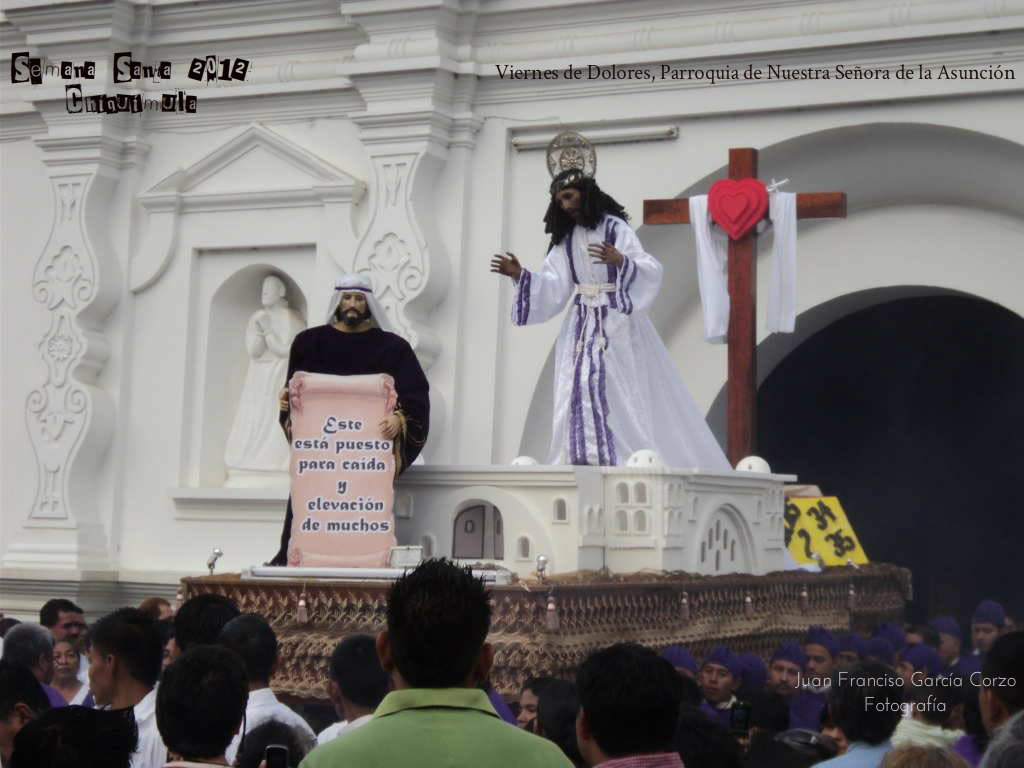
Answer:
[
  {"left": 865, "top": 697, "right": 948, "bottom": 716},
  {"left": 495, "top": 63, "right": 1016, "bottom": 84}
]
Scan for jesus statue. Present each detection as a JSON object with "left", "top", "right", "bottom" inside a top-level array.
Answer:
[{"left": 490, "top": 133, "right": 729, "bottom": 470}]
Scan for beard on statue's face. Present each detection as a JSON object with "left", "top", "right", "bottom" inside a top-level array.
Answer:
[
  {"left": 339, "top": 305, "right": 370, "bottom": 327},
  {"left": 335, "top": 291, "right": 371, "bottom": 327}
]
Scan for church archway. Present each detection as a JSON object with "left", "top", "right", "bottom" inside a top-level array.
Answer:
[{"left": 755, "top": 294, "right": 1024, "bottom": 623}]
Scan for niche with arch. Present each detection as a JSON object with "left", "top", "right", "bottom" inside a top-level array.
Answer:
[
  {"left": 517, "top": 536, "right": 531, "bottom": 560},
  {"left": 616, "top": 482, "right": 630, "bottom": 504},
  {"left": 633, "top": 482, "right": 648, "bottom": 504},
  {"left": 633, "top": 509, "right": 647, "bottom": 533},
  {"left": 452, "top": 502, "right": 505, "bottom": 560},
  {"left": 698, "top": 507, "right": 750, "bottom": 574},
  {"left": 616, "top": 509, "right": 629, "bottom": 532},
  {"left": 198, "top": 260, "right": 309, "bottom": 487},
  {"left": 553, "top": 497, "right": 568, "bottom": 523}
]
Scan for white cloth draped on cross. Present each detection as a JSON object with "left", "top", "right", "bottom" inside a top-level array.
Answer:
[{"left": 688, "top": 191, "right": 797, "bottom": 343}]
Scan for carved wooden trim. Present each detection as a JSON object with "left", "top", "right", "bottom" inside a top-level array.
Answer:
[{"left": 182, "top": 563, "right": 909, "bottom": 700}]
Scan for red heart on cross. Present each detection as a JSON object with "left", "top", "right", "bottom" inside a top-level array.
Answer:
[{"left": 708, "top": 178, "right": 769, "bottom": 240}]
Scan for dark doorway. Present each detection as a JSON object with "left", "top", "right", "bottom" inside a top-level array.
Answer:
[{"left": 758, "top": 295, "right": 1024, "bottom": 625}]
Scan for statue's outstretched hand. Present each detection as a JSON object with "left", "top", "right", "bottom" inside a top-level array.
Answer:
[{"left": 490, "top": 252, "right": 522, "bottom": 281}]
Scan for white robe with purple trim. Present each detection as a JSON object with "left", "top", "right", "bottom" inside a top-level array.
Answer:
[{"left": 512, "top": 214, "right": 730, "bottom": 469}]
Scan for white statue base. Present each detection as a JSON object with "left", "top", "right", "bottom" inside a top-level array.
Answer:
[{"left": 391, "top": 461, "right": 794, "bottom": 579}]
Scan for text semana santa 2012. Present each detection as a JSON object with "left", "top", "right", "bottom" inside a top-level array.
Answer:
[{"left": 495, "top": 63, "right": 1015, "bottom": 84}]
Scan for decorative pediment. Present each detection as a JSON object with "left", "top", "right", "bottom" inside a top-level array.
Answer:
[
  {"left": 132, "top": 124, "right": 366, "bottom": 292},
  {"left": 142, "top": 123, "right": 363, "bottom": 204}
]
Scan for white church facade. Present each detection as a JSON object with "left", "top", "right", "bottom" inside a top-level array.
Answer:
[{"left": 2, "top": 0, "right": 1023, "bottom": 616}]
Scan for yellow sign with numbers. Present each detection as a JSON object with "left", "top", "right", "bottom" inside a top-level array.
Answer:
[{"left": 784, "top": 497, "right": 869, "bottom": 565}]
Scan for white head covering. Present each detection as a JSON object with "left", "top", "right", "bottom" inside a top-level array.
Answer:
[{"left": 325, "top": 272, "right": 393, "bottom": 332}]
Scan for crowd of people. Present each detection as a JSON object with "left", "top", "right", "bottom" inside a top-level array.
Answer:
[{"left": 0, "top": 561, "right": 1021, "bottom": 768}]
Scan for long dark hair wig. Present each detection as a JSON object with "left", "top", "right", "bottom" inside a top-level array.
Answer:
[{"left": 544, "top": 171, "right": 629, "bottom": 249}]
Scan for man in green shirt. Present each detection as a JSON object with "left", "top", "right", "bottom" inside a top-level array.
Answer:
[{"left": 300, "top": 559, "right": 572, "bottom": 768}]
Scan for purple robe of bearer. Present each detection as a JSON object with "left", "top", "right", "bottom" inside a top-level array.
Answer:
[
  {"left": 864, "top": 636, "right": 896, "bottom": 666},
  {"left": 958, "top": 599, "right": 1006, "bottom": 680},
  {"left": 737, "top": 652, "right": 767, "bottom": 697},
  {"left": 661, "top": 645, "right": 699, "bottom": 678},
  {"left": 771, "top": 641, "right": 825, "bottom": 731},
  {"left": 930, "top": 616, "right": 971, "bottom": 679},
  {"left": 838, "top": 633, "right": 866, "bottom": 666},
  {"left": 872, "top": 623, "right": 907, "bottom": 656},
  {"left": 899, "top": 643, "right": 942, "bottom": 680}
]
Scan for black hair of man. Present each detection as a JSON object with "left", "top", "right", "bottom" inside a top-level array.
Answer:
[
  {"left": 0, "top": 660, "right": 50, "bottom": 720},
  {"left": 577, "top": 642, "right": 684, "bottom": 758},
  {"left": 960, "top": 675, "right": 991, "bottom": 753},
  {"left": 328, "top": 634, "right": 388, "bottom": 709},
  {"left": 536, "top": 678, "right": 584, "bottom": 767},
  {"left": 825, "top": 659, "right": 904, "bottom": 746},
  {"left": 89, "top": 608, "right": 163, "bottom": 689},
  {"left": 218, "top": 613, "right": 277, "bottom": 687},
  {"left": 747, "top": 689, "right": 791, "bottom": 733},
  {"left": 10, "top": 705, "right": 137, "bottom": 768},
  {"left": 521, "top": 675, "right": 557, "bottom": 697},
  {"left": 156, "top": 645, "right": 248, "bottom": 761},
  {"left": 673, "top": 704, "right": 742, "bottom": 768},
  {"left": 982, "top": 631, "right": 1024, "bottom": 714},
  {"left": 0, "top": 625, "right": 53, "bottom": 673},
  {"left": 543, "top": 170, "right": 630, "bottom": 249},
  {"left": 173, "top": 593, "right": 240, "bottom": 652},
  {"left": 154, "top": 617, "right": 175, "bottom": 648},
  {"left": 39, "top": 599, "right": 84, "bottom": 628},
  {"left": 385, "top": 558, "right": 491, "bottom": 688},
  {"left": 677, "top": 672, "right": 702, "bottom": 706},
  {"left": 0, "top": 618, "right": 21, "bottom": 638},
  {"left": 234, "top": 719, "right": 315, "bottom": 768}
]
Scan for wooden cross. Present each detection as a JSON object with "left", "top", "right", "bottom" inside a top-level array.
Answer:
[{"left": 643, "top": 148, "right": 846, "bottom": 467}]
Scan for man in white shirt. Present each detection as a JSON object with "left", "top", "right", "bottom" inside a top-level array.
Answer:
[
  {"left": 87, "top": 608, "right": 167, "bottom": 768},
  {"left": 218, "top": 613, "right": 315, "bottom": 763},
  {"left": 317, "top": 634, "right": 389, "bottom": 744}
]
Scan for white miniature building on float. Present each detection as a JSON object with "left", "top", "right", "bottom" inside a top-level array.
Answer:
[{"left": 393, "top": 451, "right": 793, "bottom": 579}]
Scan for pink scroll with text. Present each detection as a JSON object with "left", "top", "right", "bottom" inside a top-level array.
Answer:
[{"left": 287, "top": 371, "right": 398, "bottom": 567}]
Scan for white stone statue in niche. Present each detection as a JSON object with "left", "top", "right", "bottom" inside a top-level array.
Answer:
[{"left": 224, "top": 274, "right": 305, "bottom": 487}]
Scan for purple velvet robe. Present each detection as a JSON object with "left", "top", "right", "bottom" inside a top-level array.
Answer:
[{"left": 788, "top": 689, "right": 826, "bottom": 731}]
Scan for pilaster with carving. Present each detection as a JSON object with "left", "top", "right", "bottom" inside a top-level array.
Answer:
[
  {"left": 351, "top": 143, "right": 447, "bottom": 369},
  {"left": 341, "top": 0, "right": 483, "bottom": 370},
  {"left": 6, "top": 135, "right": 125, "bottom": 570},
  {"left": 1, "top": 0, "right": 144, "bottom": 571}
]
